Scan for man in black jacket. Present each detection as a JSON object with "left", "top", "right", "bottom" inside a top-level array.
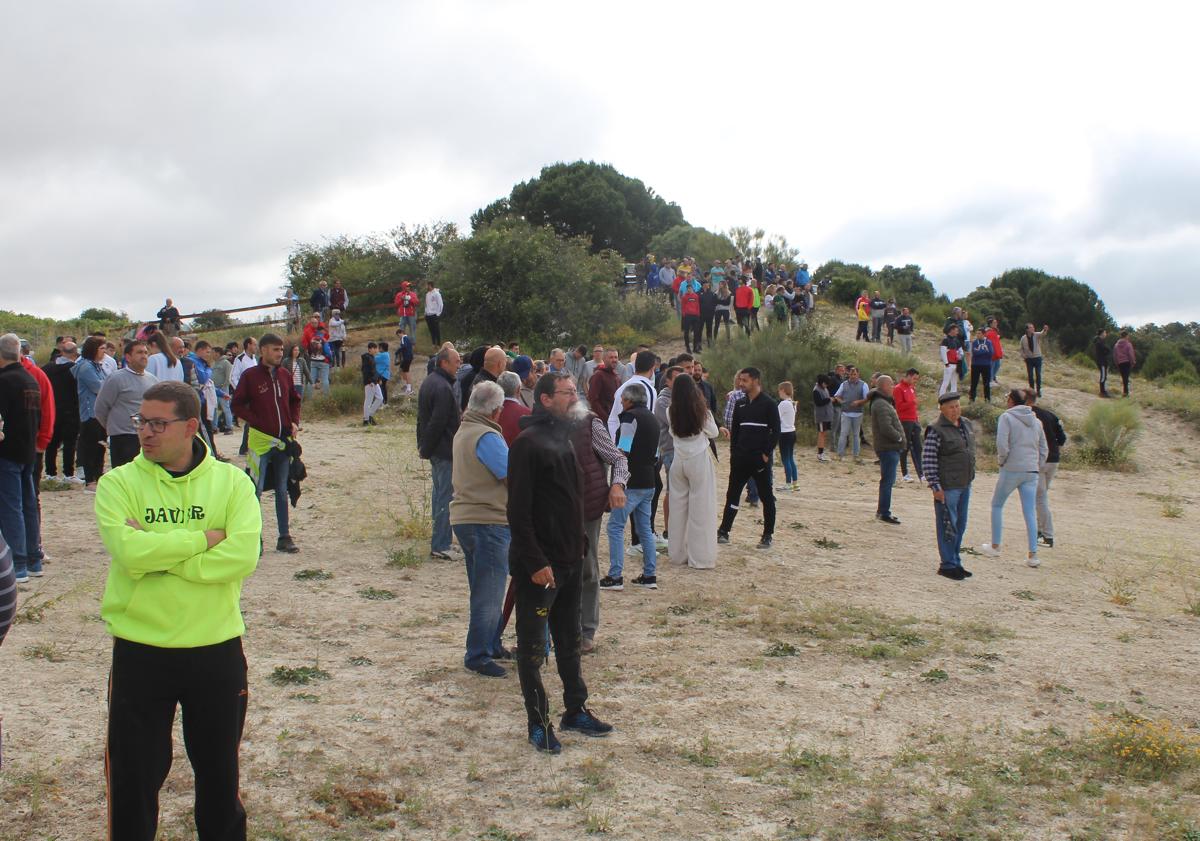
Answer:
[
  {"left": 507, "top": 371, "right": 612, "bottom": 754},
  {"left": 717, "top": 367, "right": 780, "bottom": 549},
  {"left": 699, "top": 279, "right": 717, "bottom": 347},
  {"left": 1026, "top": 390, "right": 1067, "bottom": 548},
  {"left": 42, "top": 342, "right": 80, "bottom": 481},
  {"left": 417, "top": 345, "right": 462, "bottom": 560}
]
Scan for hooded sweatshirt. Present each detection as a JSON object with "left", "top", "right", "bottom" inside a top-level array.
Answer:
[
  {"left": 995, "top": 405, "right": 1049, "bottom": 473},
  {"left": 95, "top": 437, "right": 261, "bottom": 647}
]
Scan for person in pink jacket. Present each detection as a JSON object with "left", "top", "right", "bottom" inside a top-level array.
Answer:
[{"left": 1112, "top": 330, "right": 1137, "bottom": 397}]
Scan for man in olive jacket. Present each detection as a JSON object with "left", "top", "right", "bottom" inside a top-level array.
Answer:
[
  {"left": 868, "top": 375, "right": 906, "bottom": 525},
  {"left": 921, "top": 392, "right": 977, "bottom": 581},
  {"left": 417, "top": 346, "right": 462, "bottom": 560}
]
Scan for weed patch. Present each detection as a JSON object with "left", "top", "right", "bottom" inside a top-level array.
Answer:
[
  {"left": 359, "top": 587, "right": 396, "bottom": 601},
  {"left": 387, "top": 548, "right": 423, "bottom": 570},
  {"left": 293, "top": 568, "right": 333, "bottom": 581},
  {"left": 269, "top": 665, "right": 331, "bottom": 686}
]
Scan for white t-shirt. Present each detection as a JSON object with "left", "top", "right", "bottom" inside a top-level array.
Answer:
[
  {"left": 778, "top": 399, "right": 796, "bottom": 433},
  {"left": 425, "top": 289, "right": 444, "bottom": 316}
]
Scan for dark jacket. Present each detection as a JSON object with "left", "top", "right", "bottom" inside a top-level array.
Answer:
[
  {"left": 868, "top": 390, "right": 905, "bottom": 454},
  {"left": 0, "top": 363, "right": 41, "bottom": 464},
  {"left": 614, "top": 405, "right": 660, "bottom": 489},
  {"left": 927, "top": 414, "right": 976, "bottom": 490},
  {"left": 361, "top": 352, "right": 378, "bottom": 386},
  {"left": 506, "top": 409, "right": 585, "bottom": 578},
  {"left": 587, "top": 366, "right": 620, "bottom": 421},
  {"left": 310, "top": 287, "right": 330, "bottom": 312},
  {"left": 416, "top": 367, "right": 460, "bottom": 461},
  {"left": 573, "top": 414, "right": 611, "bottom": 522},
  {"left": 1092, "top": 336, "right": 1111, "bottom": 366},
  {"left": 699, "top": 289, "right": 717, "bottom": 317},
  {"left": 231, "top": 363, "right": 300, "bottom": 439},
  {"left": 43, "top": 360, "right": 80, "bottom": 430},
  {"left": 1031, "top": 405, "right": 1067, "bottom": 464},
  {"left": 729, "top": 391, "right": 781, "bottom": 459}
]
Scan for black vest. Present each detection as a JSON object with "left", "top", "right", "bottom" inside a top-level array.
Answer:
[{"left": 929, "top": 415, "right": 976, "bottom": 490}]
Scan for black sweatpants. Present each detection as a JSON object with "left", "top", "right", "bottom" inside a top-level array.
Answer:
[
  {"left": 426, "top": 314, "right": 441, "bottom": 347},
  {"left": 702, "top": 313, "right": 715, "bottom": 345},
  {"left": 968, "top": 365, "right": 991, "bottom": 403},
  {"left": 514, "top": 565, "right": 588, "bottom": 728},
  {"left": 46, "top": 421, "right": 78, "bottom": 476},
  {"left": 107, "top": 636, "right": 248, "bottom": 841},
  {"left": 1118, "top": 361, "right": 1132, "bottom": 395},
  {"left": 682, "top": 315, "right": 702, "bottom": 353},
  {"left": 719, "top": 452, "right": 776, "bottom": 539},
  {"left": 78, "top": 417, "right": 107, "bottom": 483},
  {"left": 110, "top": 434, "right": 141, "bottom": 468},
  {"left": 901, "top": 420, "right": 924, "bottom": 479}
]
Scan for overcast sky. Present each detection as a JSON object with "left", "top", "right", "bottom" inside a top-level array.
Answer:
[{"left": 4, "top": 1, "right": 1198, "bottom": 327}]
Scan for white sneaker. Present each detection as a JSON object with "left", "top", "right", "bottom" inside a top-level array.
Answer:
[
  {"left": 65, "top": 476, "right": 85, "bottom": 486},
  {"left": 653, "top": 534, "right": 668, "bottom": 550},
  {"left": 902, "top": 474, "right": 914, "bottom": 483},
  {"left": 1027, "top": 554, "right": 1041, "bottom": 568},
  {"left": 817, "top": 453, "right": 829, "bottom": 462},
  {"left": 978, "top": 543, "right": 1002, "bottom": 558}
]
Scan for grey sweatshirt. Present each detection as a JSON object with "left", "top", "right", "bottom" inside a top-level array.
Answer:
[
  {"left": 94, "top": 368, "right": 159, "bottom": 435},
  {"left": 995, "top": 405, "right": 1048, "bottom": 472}
]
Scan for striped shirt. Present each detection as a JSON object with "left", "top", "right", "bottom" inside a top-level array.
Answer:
[
  {"left": 590, "top": 416, "right": 631, "bottom": 487},
  {"left": 922, "top": 421, "right": 970, "bottom": 492}
]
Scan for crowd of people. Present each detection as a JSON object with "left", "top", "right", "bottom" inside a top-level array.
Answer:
[{"left": 0, "top": 264, "right": 1118, "bottom": 837}]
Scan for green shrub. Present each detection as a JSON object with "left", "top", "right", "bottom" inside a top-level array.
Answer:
[
  {"left": 960, "top": 400, "right": 1002, "bottom": 436},
  {"left": 701, "top": 322, "right": 837, "bottom": 420},
  {"left": 836, "top": 342, "right": 924, "bottom": 382},
  {"left": 913, "top": 303, "right": 948, "bottom": 328},
  {"left": 1069, "top": 352, "right": 1095, "bottom": 370},
  {"left": 1136, "top": 386, "right": 1200, "bottom": 433},
  {"left": 1163, "top": 367, "right": 1200, "bottom": 387},
  {"left": 1142, "top": 343, "right": 1197, "bottom": 381},
  {"left": 1078, "top": 399, "right": 1141, "bottom": 468}
]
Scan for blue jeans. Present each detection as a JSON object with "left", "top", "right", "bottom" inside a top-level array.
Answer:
[
  {"left": 1025, "top": 357, "right": 1043, "bottom": 393},
  {"left": 991, "top": 359, "right": 1001, "bottom": 382},
  {"left": 934, "top": 486, "right": 971, "bottom": 570},
  {"left": 252, "top": 447, "right": 290, "bottom": 539},
  {"left": 430, "top": 457, "right": 453, "bottom": 553},
  {"left": 399, "top": 315, "right": 417, "bottom": 337},
  {"left": 992, "top": 469, "right": 1040, "bottom": 554},
  {"left": 780, "top": 432, "right": 797, "bottom": 484},
  {"left": 606, "top": 486, "right": 656, "bottom": 579},
  {"left": 453, "top": 523, "right": 511, "bottom": 667},
  {"left": 218, "top": 395, "right": 234, "bottom": 431},
  {"left": 0, "top": 458, "right": 43, "bottom": 576},
  {"left": 877, "top": 450, "right": 900, "bottom": 517},
  {"left": 837, "top": 415, "right": 863, "bottom": 457},
  {"left": 310, "top": 360, "right": 330, "bottom": 395}
]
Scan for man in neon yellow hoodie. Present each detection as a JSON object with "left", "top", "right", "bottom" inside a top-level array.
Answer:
[{"left": 95, "top": 380, "right": 261, "bottom": 841}]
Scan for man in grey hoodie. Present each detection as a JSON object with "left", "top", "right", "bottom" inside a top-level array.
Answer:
[
  {"left": 94, "top": 340, "right": 159, "bottom": 468},
  {"left": 979, "top": 388, "right": 1048, "bottom": 567}
]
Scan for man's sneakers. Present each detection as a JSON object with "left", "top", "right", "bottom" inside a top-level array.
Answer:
[
  {"left": 817, "top": 453, "right": 829, "bottom": 463},
  {"left": 276, "top": 536, "right": 300, "bottom": 554},
  {"left": 632, "top": 574, "right": 657, "bottom": 590},
  {"left": 362, "top": 419, "right": 370, "bottom": 426},
  {"left": 560, "top": 707, "right": 613, "bottom": 738},
  {"left": 368, "top": 416, "right": 378, "bottom": 426},
  {"left": 599, "top": 575, "right": 624, "bottom": 591},
  {"left": 14, "top": 569, "right": 30, "bottom": 584},
  {"left": 937, "top": 566, "right": 970, "bottom": 581},
  {"left": 431, "top": 546, "right": 465, "bottom": 561},
  {"left": 756, "top": 537, "right": 773, "bottom": 550},
  {"left": 978, "top": 543, "right": 1002, "bottom": 558},
  {"left": 466, "top": 660, "right": 506, "bottom": 678},
  {"left": 528, "top": 723, "right": 562, "bottom": 754},
  {"left": 876, "top": 514, "right": 901, "bottom": 525},
  {"left": 1038, "top": 532, "right": 1054, "bottom": 548},
  {"left": 716, "top": 531, "right": 730, "bottom": 545},
  {"left": 581, "top": 637, "right": 595, "bottom": 655},
  {"left": 902, "top": 474, "right": 915, "bottom": 483},
  {"left": 653, "top": 533, "right": 668, "bottom": 551}
]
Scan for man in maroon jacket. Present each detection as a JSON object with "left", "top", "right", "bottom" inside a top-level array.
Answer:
[
  {"left": 586, "top": 349, "right": 621, "bottom": 421},
  {"left": 232, "top": 333, "right": 302, "bottom": 553}
]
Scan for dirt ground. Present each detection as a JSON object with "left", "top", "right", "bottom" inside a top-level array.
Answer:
[{"left": 2, "top": 330, "right": 1199, "bottom": 841}]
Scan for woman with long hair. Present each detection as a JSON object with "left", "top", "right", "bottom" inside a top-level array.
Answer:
[
  {"left": 714, "top": 281, "right": 733, "bottom": 342},
  {"left": 283, "top": 343, "right": 311, "bottom": 400},
  {"left": 777, "top": 381, "right": 798, "bottom": 490},
  {"left": 146, "top": 331, "right": 182, "bottom": 382},
  {"left": 667, "top": 374, "right": 719, "bottom": 569},
  {"left": 812, "top": 373, "right": 834, "bottom": 462},
  {"left": 71, "top": 336, "right": 109, "bottom": 489}
]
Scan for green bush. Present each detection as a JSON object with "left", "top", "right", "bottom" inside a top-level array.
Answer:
[
  {"left": 1163, "top": 367, "right": 1200, "bottom": 387},
  {"left": 302, "top": 383, "right": 365, "bottom": 420},
  {"left": 913, "top": 303, "right": 948, "bottom": 328},
  {"left": 1137, "top": 386, "right": 1200, "bottom": 433},
  {"left": 621, "top": 294, "right": 676, "bottom": 335},
  {"left": 960, "top": 400, "right": 1003, "bottom": 436},
  {"left": 701, "top": 322, "right": 837, "bottom": 421},
  {"left": 836, "top": 343, "right": 924, "bottom": 382},
  {"left": 1078, "top": 399, "right": 1141, "bottom": 468},
  {"left": 1069, "top": 352, "right": 1095, "bottom": 370},
  {"left": 1142, "top": 343, "right": 1198, "bottom": 381}
]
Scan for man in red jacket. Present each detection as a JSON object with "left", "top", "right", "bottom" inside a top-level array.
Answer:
[
  {"left": 231, "top": 333, "right": 302, "bottom": 553},
  {"left": 394, "top": 281, "right": 419, "bottom": 337},
  {"left": 20, "top": 340, "right": 55, "bottom": 489},
  {"left": 893, "top": 367, "right": 922, "bottom": 482},
  {"left": 680, "top": 284, "right": 702, "bottom": 353},
  {"left": 733, "top": 282, "right": 755, "bottom": 336},
  {"left": 586, "top": 349, "right": 621, "bottom": 421}
]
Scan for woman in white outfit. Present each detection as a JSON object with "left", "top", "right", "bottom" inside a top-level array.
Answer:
[{"left": 667, "top": 374, "right": 720, "bottom": 569}]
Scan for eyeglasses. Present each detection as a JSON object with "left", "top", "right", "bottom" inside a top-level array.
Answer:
[
  {"left": 553, "top": 389, "right": 578, "bottom": 397},
  {"left": 131, "top": 414, "right": 187, "bottom": 433}
]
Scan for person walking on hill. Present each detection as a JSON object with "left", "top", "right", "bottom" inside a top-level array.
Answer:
[
  {"left": 869, "top": 291, "right": 887, "bottom": 343},
  {"left": 97, "top": 380, "right": 261, "bottom": 841},
  {"left": 417, "top": 345, "right": 463, "bottom": 561},
  {"left": 854, "top": 291, "right": 871, "bottom": 342},
  {"left": 922, "top": 392, "right": 976, "bottom": 581},
  {"left": 1019, "top": 323, "right": 1050, "bottom": 397},
  {"left": 680, "top": 281, "right": 702, "bottom": 353},
  {"left": 979, "top": 389, "right": 1049, "bottom": 568},
  {"left": 699, "top": 279, "right": 717, "bottom": 346},
  {"left": 868, "top": 375, "right": 905, "bottom": 524},
  {"left": 1112, "top": 330, "right": 1137, "bottom": 396},
  {"left": 361, "top": 342, "right": 383, "bottom": 426},
  {"left": 717, "top": 367, "right": 780, "bottom": 550},
  {"left": 95, "top": 340, "right": 159, "bottom": 468},
  {"left": 395, "top": 329, "right": 415, "bottom": 395},
  {"left": 231, "top": 333, "right": 301, "bottom": 554},
  {"left": 450, "top": 381, "right": 513, "bottom": 678},
  {"left": 833, "top": 367, "right": 868, "bottom": 461},
  {"left": 713, "top": 281, "right": 733, "bottom": 342},
  {"left": 667, "top": 373, "right": 719, "bottom": 570},
  {"left": 328, "top": 309, "right": 347, "bottom": 368},
  {"left": 968, "top": 331, "right": 995, "bottom": 403},
  {"left": 939, "top": 324, "right": 963, "bottom": 397},
  {"left": 507, "top": 372, "right": 613, "bottom": 754},
  {"left": 1026, "top": 391, "right": 1067, "bottom": 550},
  {"left": 982, "top": 317, "right": 1004, "bottom": 384},
  {"left": 734, "top": 280, "right": 755, "bottom": 336},
  {"left": 1092, "top": 329, "right": 1112, "bottom": 398},
  {"left": 894, "top": 368, "right": 922, "bottom": 482},
  {"left": 777, "top": 381, "right": 798, "bottom": 491}
]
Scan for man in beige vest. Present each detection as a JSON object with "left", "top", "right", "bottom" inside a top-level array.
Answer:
[{"left": 449, "top": 381, "right": 513, "bottom": 678}]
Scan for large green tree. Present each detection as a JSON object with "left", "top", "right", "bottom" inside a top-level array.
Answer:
[
  {"left": 471, "top": 161, "right": 684, "bottom": 257},
  {"left": 647, "top": 225, "right": 736, "bottom": 267},
  {"left": 955, "top": 286, "right": 1027, "bottom": 334},
  {"left": 814, "top": 261, "right": 874, "bottom": 305},
  {"left": 874, "top": 265, "right": 938, "bottom": 307},
  {"left": 1025, "top": 277, "right": 1115, "bottom": 355},
  {"left": 433, "top": 218, "right": 622, "bottom": 347}
]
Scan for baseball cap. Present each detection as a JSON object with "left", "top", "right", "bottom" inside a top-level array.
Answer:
[{"left": 512, "top": 355, "right": 533, "bottom": 379}]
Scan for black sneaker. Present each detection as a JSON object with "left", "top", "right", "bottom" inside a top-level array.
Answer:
[
  {"left": 716, "top": 531, "right": 730, "bottom": 545},
  {"left": 368, "top": 417, "right": 378, "bottom": 426},
  {"left": 466, "top": 660, "right": 506, "bottom": 678},
  {"left": 494, "top": 646, "right": 514, "bottom": 661},
  {"left": 599, "top": 575, "right": 624, "bottom": 591},
  {"left": 276, "top": 536, "right": 300, "bottom": 554},
  {"left": 1039, "top": 535, "right": 1054, "bottom": 548},
  {"left": 560, "top": 707, "right": 613, "bottom": 738},
  {"left": 363, "top": 419, "right": 370, "bottom": 426},
  {"left": 528, "top": 723, "right": 562, "bottom": 754},
  {"left": 756, "top": 537, "right": 773, "bottom": 550},
  {"left": 937, "top": 567, "right": 967, "bottom": 581},
  {"left": 632, "top": 574, "right": 657, "bottom": 590},
  {"left": 876, "top": 514, "right": 901, "bottom": 525}
]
